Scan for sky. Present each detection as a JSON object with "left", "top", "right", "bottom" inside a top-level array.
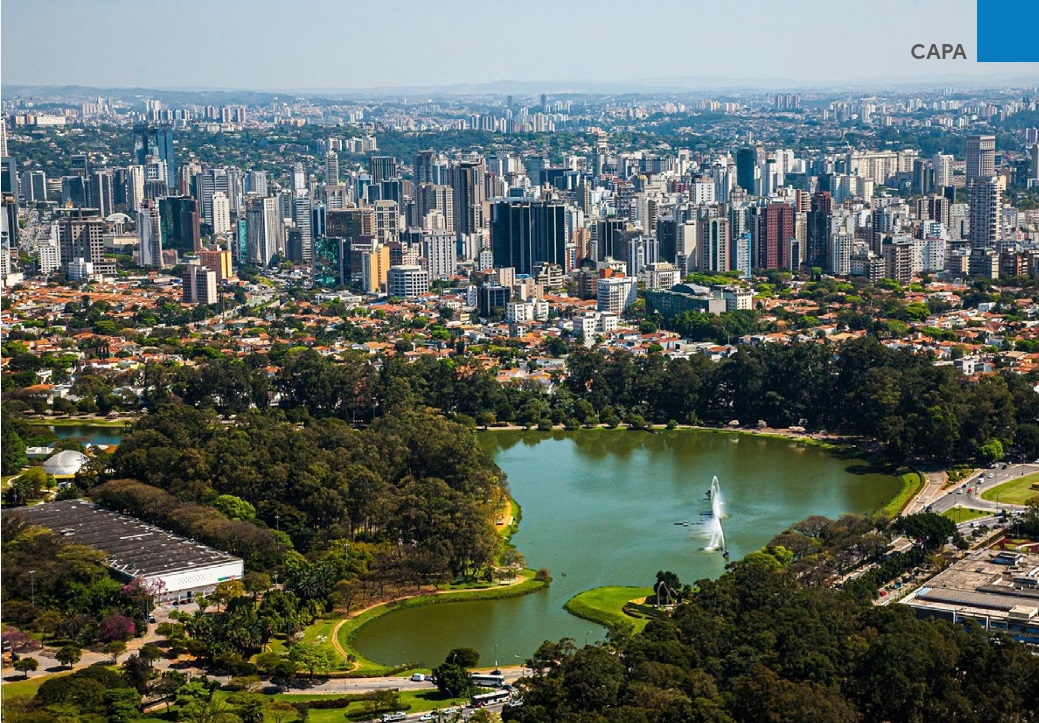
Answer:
[{"left": 2, "top": 0, "right": 1038, "bottom": 90}]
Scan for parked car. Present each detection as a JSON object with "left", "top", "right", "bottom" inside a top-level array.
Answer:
[{"left": 411, "top": 673, "right": 427, "bottom": 682}]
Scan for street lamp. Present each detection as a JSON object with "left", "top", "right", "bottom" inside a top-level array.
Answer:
[{"left": 275, "top": 514, "right": 280, "bottom": 532}]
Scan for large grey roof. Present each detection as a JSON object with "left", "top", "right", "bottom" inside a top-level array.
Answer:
[{"left": 5, "top": 499, "right": 241, "bottom": 580}]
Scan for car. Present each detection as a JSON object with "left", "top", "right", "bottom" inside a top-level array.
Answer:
[
  {"left": 148, "top": 615, "right": 156, "bottom": 623},
  {"left": 988, "top": 473, "right": 994, "bottom": 478},
  {"left": 381, "top": 713, "right": 407, "bottom": 722},
  {"left": 879, "top": 590, "right": 888, "bottom": 596},
  {"left": 411, "top": 673, "right": 427, "bottom": 682},
  {"left": 418, "top": 714, "right": 437, "bottom": 721},
  {"left": 956, "top": 489, "right": 964, "bottom": 494}
]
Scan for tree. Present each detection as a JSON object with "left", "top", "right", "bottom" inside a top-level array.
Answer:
[
  {"left": 433, "top": 662, "right": 473, "bottom": 698},
  {"left": 104, "top": 640, "right": 128, "bottom": 663},
  {"left": 446, "top": 647, "right": 480, "bottom": 668},
  {"left": 287, "top": 642, "right": 335, "bottom": 677},
  {"left": 56, "top": 645, "right": 82, "bottom": 668},
  {"left": 14, "top": 656, "right": 38, "bottom": 678}
]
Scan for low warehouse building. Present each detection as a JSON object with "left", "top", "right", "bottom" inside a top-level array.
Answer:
[
  {"left": 7, "top": 499, "right": 243, "bottom": 602},
  {"left": 900, "top": 549, "right": 1039, "bottom": 645}
]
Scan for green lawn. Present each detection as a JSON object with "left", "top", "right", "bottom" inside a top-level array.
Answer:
[
  {"left": 213, "top": 688, "right": 466, "bottom": 722},
  {"left": 564, "top": 586, "right": 654, "bottom": 633},
  {"left": 942, "top": 507, "right": 991, "bottom": 524},
  {"left": 981, "top": 472, "right": 1039, "bottom": 506},
  {"left": 881, "top": 471, "right": 924, "bottom": 516},
  {"left": 1, "top": 670, "right": 73, "bottom": 701}
]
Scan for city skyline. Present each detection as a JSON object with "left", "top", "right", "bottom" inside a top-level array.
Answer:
[{"left": 3, "top": 0, "right": 1039, "bottom": 91}]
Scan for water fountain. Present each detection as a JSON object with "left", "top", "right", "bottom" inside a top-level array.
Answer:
[{"left": 702, "top": 476, "right": 727, "bottom": 553}]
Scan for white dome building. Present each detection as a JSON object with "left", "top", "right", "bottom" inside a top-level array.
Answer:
[{"left": 42, "top": 450, "right": 89, "bottom": 478}]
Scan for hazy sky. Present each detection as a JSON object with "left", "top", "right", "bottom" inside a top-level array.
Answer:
[{"left": 3, "top": 0, "right": 1037, "bottom": 90}]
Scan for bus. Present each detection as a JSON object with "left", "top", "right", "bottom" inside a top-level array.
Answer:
[
  {"left": 471, "top": 690, "right": 510, "bottom": 707},
  {"left": 469, "top": 673, "right": 506, "bottom": 688}
]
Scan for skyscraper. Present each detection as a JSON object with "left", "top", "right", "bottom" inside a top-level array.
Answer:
[
  {"left": 137, "top": 199, "right": 163, "bottom": 268},
  {"left": 698, "top": 217, "right": 730, "bottom": 273},
  {"left": 369, "top": 155, "right": 398, "bottom": 184},
  {"left": 756, "top": 203, "right": 796, "bottom": 269},
  {"left": 966, "top": 134, "right": 996, "bottom": 187},
  {"left": 56, "top": 208, "right": 105, "bottom": 269},
  {"left": 212, "top": 191, "right": 231, "bottom": 234},
  {"left": 968, "top": 177, "right": 1001, "bottom": 250},
  {"left": 325, "top": 151, "right": 339, "bottom": 186},
  {"left": 451, "top": 158, "right": 486, "bottom": 237},
  {"left": 292, "top": 195, "right": 313, "bottom": 265},
  {"left": 158, "top": 196, "right": 201, "bottom": 253},
  {"left": 416, "top": 183, "right": 454, "bottom": 232},
  {"left": 246, "top": 196, "right": 281, "bottom": 266},
  {"left": 133, "top": 123, "right": 176, "bottom": 187},
  {"left": 735, "top": 146, "right": 761, "bottom": 194},
  {"left": 490, "top": 199, "right": 568, "bottom": 275}
]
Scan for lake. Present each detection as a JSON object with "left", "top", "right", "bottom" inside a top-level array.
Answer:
[
  {"left": 351, "top": 429, "right": 899, "bottom": 668},
  {"left": 45, "top": 423, "right": 126, "bottom": 447}
]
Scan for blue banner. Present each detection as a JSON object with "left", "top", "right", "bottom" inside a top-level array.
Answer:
[{"left": 977, "top": 0, "right": 1039, "bottom": 62}]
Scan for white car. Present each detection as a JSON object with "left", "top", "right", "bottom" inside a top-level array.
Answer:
[
  {"left": 411, "top": 673, "right": 427, "bottom": 682},
  {"left": 418, "top": 715, "right": 437, "bottom": 721}
]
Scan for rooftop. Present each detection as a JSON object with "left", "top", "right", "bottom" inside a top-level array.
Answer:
[{"left": 5, "top": 499, "right": 242, "bottom": 581}]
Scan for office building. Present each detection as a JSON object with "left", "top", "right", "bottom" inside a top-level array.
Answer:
[
  {"left": 183, "top": 263, "right": 217, "bottom": 305},
  {"left": 360, "top": 243, "right": 391, "bottom": 293},
  {"left": 292, "top": 195, "right": 313, "bottom": 265},
  {"left": 158, "top": 196, "right": 201, "bottom": 253},
  {"left": 244, "top": 170, "right": 268, "bottom": 196},
  {"left": 125, "top": 165, "right": 145, "bottom": 212},
  {"left": 416, "top": 183, "right": 454, "bottom": 232},
  {"left": 490, "top": 199, "right": 568, "bottom": 275},
  {"left": 388, "top": 264, "right": 430, "bottom": 299},
  {"left": 325, "top": 151, "right": 339, "bottom": 186},
  {"left": 138, "top": 199, "right": 163, "bottom": 268},
  {"left": 246, "top": 196, "right": 281, "bottom": 266},
  {"left": 199, "top": 248, "right": 233, "bottom": 281},
  {"left": 56, "top": 208, "right": 105, "bottom": 269},
  {"left": 369, "top": 156, "right": 399, "bottom": 184},
  {"left": 20, "top": 170, "right": 47, "bottom": 203},
  {"left": 133, "top": 123, "right": 176, "bottom": 187},
  {"left": 477, "top": 285, "right": 511, "bottom": 318},
  {"left": 451, "top": 158, "right": 487, "bottom": 236}
]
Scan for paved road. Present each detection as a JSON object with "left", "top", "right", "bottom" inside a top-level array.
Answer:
[{"left": 925, "top": 464, "right": 1033, "bottom": 515}]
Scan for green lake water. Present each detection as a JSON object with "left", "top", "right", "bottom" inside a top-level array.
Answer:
[{"left": 351, "top": 429, "right": 899, "bottom": 668}]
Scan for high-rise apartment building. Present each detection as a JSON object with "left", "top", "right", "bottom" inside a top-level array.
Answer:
[
  {"left": 211, "top": 191, "right": 231, "bottom": 234},
  {"left": 183, "top": 263, "right": 217, "bottom": 304},
  {"left": 968, "top": 177, "right": 1001, "bottom": 250},
  {"left": 756, "top": 203, "right": 796, "bottom": 269},
  {"left": 966, "top": 134, "right": 996, "bottom": 187}
]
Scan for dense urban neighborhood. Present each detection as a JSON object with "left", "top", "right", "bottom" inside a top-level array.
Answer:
[{"left": 4, "top": 73, "right": 1039, "bottom": 723}]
